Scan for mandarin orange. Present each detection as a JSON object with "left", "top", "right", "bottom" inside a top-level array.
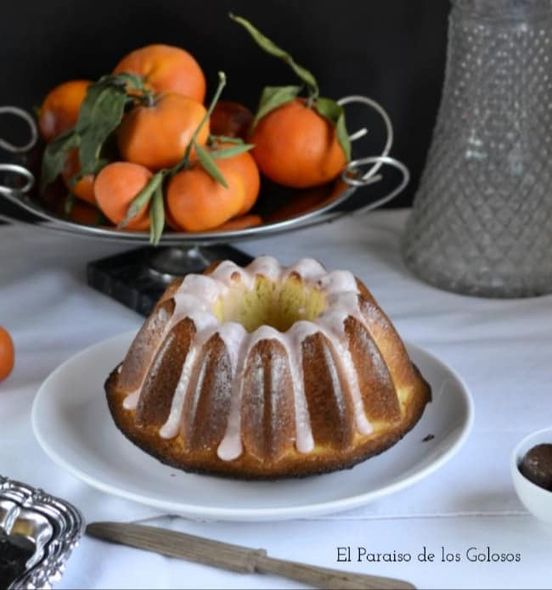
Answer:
[
  {"left": 62, "top": 149, "right": 96, "bottom": 205},
  {"left": 113, "top": 44, "right": 206, "bottom": 103},
  {"left": 94, "top": 162, "right": 152, "bottom": 230},
  {"left": 210, "top": 101, "right": 253, "bottom": 140},
  {"left": 167, "top": 158, "right": 247, "bottom": 232},
  {"left": 118, "top": 93, "right": 208, "bottom": 170},
  {"left": 38, "top": 80, "right": 91, "bottom": 142},
  {"left": 251, "top": 98, "right": 347, "bottom": 188},
  {"left": 0, "top": 327, "right": 14, "bottom": 382}
]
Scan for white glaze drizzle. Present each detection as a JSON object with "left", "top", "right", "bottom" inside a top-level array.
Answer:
[
  {"left": 123, "top": 390, "right": 140, "bottom": 410},
  {"left": 314, "top": 309, "right": 372, "bottom": 434},
  {"left": 122, "top": 275, "right": 225, "bottom": 411},
  {"left": 123, "top": 256, "right": 376, "bottom": 460}
]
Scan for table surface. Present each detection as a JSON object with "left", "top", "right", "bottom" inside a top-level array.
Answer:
[{"left": 1, "top": 209, "right": 551, "bottom": 589}]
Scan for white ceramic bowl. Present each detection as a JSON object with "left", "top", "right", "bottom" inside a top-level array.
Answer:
[{"left": 512, "top": 427, "right": 552, "bottom": 525}]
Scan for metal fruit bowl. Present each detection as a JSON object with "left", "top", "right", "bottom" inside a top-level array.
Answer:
[{"left": 0, "top": 96, "right": 409, "bottom": 246}]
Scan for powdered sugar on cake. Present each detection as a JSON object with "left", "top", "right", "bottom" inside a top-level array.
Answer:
[{"left": 122, "top": 256, "right": 378, "bottom": 461}]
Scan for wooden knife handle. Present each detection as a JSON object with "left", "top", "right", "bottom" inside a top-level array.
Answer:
[
  {"left": 256, "top": 555, "right": 415, "bottom": 590},
  {"left": 87, "top": 522, "right": 415, "bottom": 589},
  {"left": 87, "top": 522, "right": 266, "bottom": 573}
]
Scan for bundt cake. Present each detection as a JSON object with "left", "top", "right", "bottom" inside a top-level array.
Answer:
[{"left": 105, "top": 257, "right": 431, "bottom": 478}]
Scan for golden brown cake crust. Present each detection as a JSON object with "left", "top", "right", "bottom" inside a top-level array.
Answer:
[
  {"left": 105, "top": 259, "right": 432, "bottom": 479},
  {"left": 105, "top": 364, "right": 430, "bottom": 479}
]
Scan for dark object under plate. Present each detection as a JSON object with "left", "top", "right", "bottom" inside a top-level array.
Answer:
[{"left": 87, "top": 244, "right": 254, "bottom": 316}]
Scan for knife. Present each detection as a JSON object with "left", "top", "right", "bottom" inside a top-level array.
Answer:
[{"left": 87, "top": 521, "right": 415, "bottom": 590}]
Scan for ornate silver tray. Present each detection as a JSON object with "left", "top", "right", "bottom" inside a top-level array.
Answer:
[{"left": 0, "top": 475, "right": 84, "bottom": 589}]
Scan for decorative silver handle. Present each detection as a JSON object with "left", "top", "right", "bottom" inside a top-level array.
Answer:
[
  {"left": 0, "top": 106, "right": 38, "bottom": 154},
  {"left": 337, "top": 94, "right": 409, "bottom": 211},
  {"left": 0, "top": 107, "right": 37, "bottom": 199},
  {"left": 0, "top": 163, "right": 35, "bottom": 197},
  {"left": 344, "top": 155, "right": 409, "bottom": 213}
]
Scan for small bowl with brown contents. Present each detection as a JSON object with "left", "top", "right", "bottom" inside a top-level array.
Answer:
[{"left": 512, "top": 427, "right": 552, "bottom": 525}]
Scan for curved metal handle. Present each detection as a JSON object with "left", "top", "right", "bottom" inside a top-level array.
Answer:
[
  {"left": 337, "top": 94, "right": 395, "bottom": 187},
  {"left": 0, "top": 163, "right": 35, "bottom": 197},
  {"left": 343, "top": 155, "right": 410, "bottom": 214},
  {"left": 336, "top": 94, "right": 408, "bottom": 211},
  {"left": 0, "top": 106, "right": 38, "bottom": 154},
  {"left": 0, "top": 107, "right": 39, "bottom": 209}
]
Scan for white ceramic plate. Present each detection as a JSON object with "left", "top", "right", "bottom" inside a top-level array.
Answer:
[{"left": 32, "top": 331, "right": 473, "bottom": 521}]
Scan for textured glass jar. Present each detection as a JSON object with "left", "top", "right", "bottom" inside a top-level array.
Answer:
[{"left": 403, "top": 0, "right": 552, "bottom": 297}]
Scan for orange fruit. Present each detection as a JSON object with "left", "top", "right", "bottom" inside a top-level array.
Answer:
[
  {"left": 113, "top": 44, "right": 206, "bottom": 103},
  {"left": 208, "top": 140, "right": 260, "bottom": 216},
  {"left": 118, "top": 93, "right": 208, "bottom": 170},
  {"left": 250, "top": 98, "right": 347, "bottom": 188},
  {"left": 67, "top": 200, "right": 104, "bottom": 226},
  {"left": 216, "top": 214, "right": 262, "bottom": 231},
  {"left": 38, "top": 80, "right": 91, "bottom": 142},
  {"left": 210, "top": 101, "right": 253, "bottom": 140},
  {"left": 267, "top": 182, "right": 344, "bottom": 223},
  {"left": 164, "top": 206, "right": 181, "bottom": 232},
  {"left": 228, "top": 149, "right": 260, "bottom": 216},
  {"left": 0, "top": 327, "right": 14, "bottom": 382},
  {"left": 167, "top": 157, "right": 250, "bottom": 232},
  {"left": 62, "top": 149, "right": 96, "bottom": 205},
  {"left": 94, "top": 162, "right": 152, "bottom": 230}
]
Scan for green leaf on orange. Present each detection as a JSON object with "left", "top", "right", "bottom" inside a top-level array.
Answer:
[
  {"left": 76, "top": 79, "right": 129, "bottom": 176},
  {"left": 209, "top": 143, "right": 254, "bottom": 159},
  {"left": 119, "top": 170, "right": 164, "bottom": 229},
  {"left": 40, "top": 129, "right": 79, "bottom": 192},
  {"left": 195, "top": 143, "right": 228, "bottom": 188},
  {"left": 230, "top": 14, "right": 319, "bottom": 97},
  {"left": 149, "top": 185, "right": 165, "bottom": 246},
  {"left": 314, "top": 97, "right": 351, "bottom": 162},
  {"left": 254, "top": 85, "right": 300, "bottom": 127},
  {"left": 173, "top": 71, "right": 228, "bottom": 175}
]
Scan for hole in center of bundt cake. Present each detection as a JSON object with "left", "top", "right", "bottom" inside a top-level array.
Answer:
[{"left": 213, "top": 276, "right": 328, "bottom": 332}]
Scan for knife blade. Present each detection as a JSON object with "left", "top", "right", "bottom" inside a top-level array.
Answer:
[{"left": 87, "top": 521, "right": 415, "bottom": 590}]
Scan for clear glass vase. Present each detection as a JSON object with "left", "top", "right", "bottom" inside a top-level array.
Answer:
[{"left": 402, "top": 0, "right": 552, "bottom": 297}]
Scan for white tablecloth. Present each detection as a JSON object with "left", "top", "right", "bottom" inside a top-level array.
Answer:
[{"left": 1, "top": 210, "right": 551, "bottom": 589}]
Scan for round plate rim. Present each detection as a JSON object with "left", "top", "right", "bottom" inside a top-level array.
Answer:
[{"left": 32, "top": 331, "right": 474, "bottom": 521}]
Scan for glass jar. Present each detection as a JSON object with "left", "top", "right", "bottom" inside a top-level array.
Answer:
[{"left": 403, "top": 0, "right": 552, "bottom": 297}]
